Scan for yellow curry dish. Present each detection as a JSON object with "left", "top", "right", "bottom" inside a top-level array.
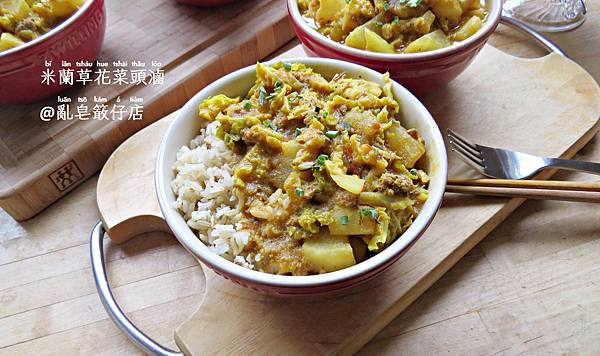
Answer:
[
  {"left": 0, "top": 0, "right": 84, "bottom": 52},
  {"left": 299, "top": 0, "right": 487, "bottom": 54},
  {"left": 172, "top": 62, "right": 430, "bottom": 276}
]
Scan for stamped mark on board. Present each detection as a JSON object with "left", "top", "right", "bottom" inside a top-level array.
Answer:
[{"left": 49, "top": 160, "right": 84, "bottom": 192}]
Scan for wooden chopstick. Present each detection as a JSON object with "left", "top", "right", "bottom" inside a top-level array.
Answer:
[
  {"left": 448, "top": 178, "right": 600, "bottom": 191},
  {"left": 446, "top": 179, "right": 600, "bottom": 203}
]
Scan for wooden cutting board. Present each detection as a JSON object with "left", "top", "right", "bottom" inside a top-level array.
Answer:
[
  {"left": 97, "top": 44, "right": 600, "bottom": 355},
  {"left": 0, "top": 0, "right": 294, "bottom": 221}
]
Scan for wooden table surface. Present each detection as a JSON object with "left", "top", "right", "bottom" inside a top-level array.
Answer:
[{"left": 1, "top": 4, "right": 600, "bottom": 356}]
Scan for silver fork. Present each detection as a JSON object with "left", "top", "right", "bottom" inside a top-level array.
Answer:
[{"left": 447, "top": 129, "right": 600, "bottom": 179}]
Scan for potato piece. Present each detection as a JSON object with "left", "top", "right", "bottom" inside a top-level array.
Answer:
[
  {"left": 344, "top": 107, "right": 380, "bottom": 138},
  {"left": 417, "top": 10, "right": 436, "bottom": 35},
  {"left": 459, "top": 0, "right": 481, "bottom": 11},
  {"left": 282, "top": 141, "right": 301, "bottom": 159},
  {"left": 302, "top": 234, "right": 356, "bottom": 273},
  {"left": 45, "top": 0, "right": 83, "bottom": 17},
  {"left": 453, "top": 15, "right": 482, "bottom": 41},
  {"left": 0, "top": 32, "right": 24, "bottom": 51},
  {"left": 468, "top": 8, "right": 486, "bottom": 19},
  {"left": 330, "top": 173, "right": 365, "bottom": 195},
  {"left": 404, "top": 29, "right": 451, "bottom": 53},
  {"left": 364, "top": 28, "right": 395, "bottom": 54},
  {"left": 0, "top": 15, "right": 13, "bottom": 32},
  {"left": 384, "top": 122, "right": 425, "bottom": 168},
  {"left": 32, "top": 0, "right": 83, "bottom": 21},
  {"left": 431, "top": 0, "right": 463, "bottom": 24},
  {"left": 358, "top": 192, "right": 414, "bottom": 211},
  {"left": 328, "top": 206, "right": 377, "bottom": 235},
  {"left": 345, "top": 25, "right": 365, "bottom": 50},
  {"left": 349, "top": 237, "right": 368, "bottom": 263},
  {"left": 0, "top": 0, "right": 31, "bottom": 21},
  {"left": 316, "top": 0, "right": 346, "bottom": 23}
]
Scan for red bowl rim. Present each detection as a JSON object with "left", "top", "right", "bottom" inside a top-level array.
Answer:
[
  {"left": 155, "top": 58, "right": 449, "bottom": 290},
  {"left": 287, "top": 0, "right": 502, "bottom": 62},
  {"left": 0, "top": 0, "right": 98, "bottom": 59}
]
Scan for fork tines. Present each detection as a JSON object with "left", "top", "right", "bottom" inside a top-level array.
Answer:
[{"left": 447, "top": 129, "right": 485, "bottom": 174}]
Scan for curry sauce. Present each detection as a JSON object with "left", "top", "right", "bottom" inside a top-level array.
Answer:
[
  {"left": 300, "top": 0, "right": 487, "bottom": 54},
  {"left": 196, "top": 62, "right": 429, "bottom": 275}
]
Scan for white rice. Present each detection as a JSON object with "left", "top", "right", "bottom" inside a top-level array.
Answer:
[{"left": 171, "top": 121, "right": 254, "bottom": 268}]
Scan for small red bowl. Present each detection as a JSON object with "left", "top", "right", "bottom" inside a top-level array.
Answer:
[
  {"left": 175, "top": 0, "right": 239, "bottom": 6},
  {"left": 287, "top": 0, "right": 502, "bottom": 95},
  {"left": 0, "top": 0, "right": 106, "bottom": 104}
]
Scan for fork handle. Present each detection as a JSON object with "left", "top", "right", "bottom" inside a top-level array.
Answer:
[{"left": 545, "top": 158, "right": 600, "bottom": 176}]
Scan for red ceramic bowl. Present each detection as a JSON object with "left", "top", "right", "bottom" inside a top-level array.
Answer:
[
  {"left": 156, "top": 58, "right": 448, "bottom": 296},
  {"left": 0, "top": 0, "right": 106, "bottom": 104},
  {"left": 287, "top": 0, "right": 502, "bottom": 95},
  {"left": 175, "top": 0, "right": 238, "bottom": 6}
]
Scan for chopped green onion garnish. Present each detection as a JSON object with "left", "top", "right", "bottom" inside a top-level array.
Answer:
[
  {"left": 243, "top": 101, "right": 252, "bottom": 110},
  {"left": 313, "top": 154, "right": 328, "bottom": 170},
  {"left": 283, "top": 63, "right": 292, "bottom": 71},
  {"left": 316, "top": 154, "right": 328, "bottom": 165},
  {"left": 383, "top": 1, "right": 390, "bottom": 11},
  {"left": 288, "top": 93, "right": 303, "bottom": 103},
  {"left": 263, "top": 120, "right": 275, "bottom": 130},
  {"left": 322, "top": 111, "right": 328, "bottom": 118},
  {"left": 295, "top": 127, "right": 305, "bottom": 136},
  {"left": 295, "top": 187, "right": 304, "bottom": 197},
  {"left": 325, "top": 130, "right": 338, "bottom": 139},
  {"left": 259, "top": 87, "right": 267, "bottom": 106},
  {"left": 340, "top": 215, "right": 349, "bottom": 225},
  {"left": 265, "top": 81, "right": 283, "bottom": 100},
  {"left": 361, "top": 207, "right": 379, "bottom": 219},
  {"left": 392, "top": 16, "right": 400, "bottom": 24},
  {"left": 374, "top": 21, "right": 384, "bottom": 28},
  {"left": 409, "top": 168, "right": 418, "bottom": 175}
]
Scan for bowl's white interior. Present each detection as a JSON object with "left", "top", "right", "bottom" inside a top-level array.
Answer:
[{"left": 156, "top": 58, "right": 448, "bottom": 288}]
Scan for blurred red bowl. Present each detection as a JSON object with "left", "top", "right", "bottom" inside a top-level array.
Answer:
[
  {"left": 0, "top": 0, "right": 106, "bottom": 104},
  {"left": 287, "top": 0, "right": 501, "bottom": 95},
  {"left": 175, "top": 0, "right": 238, "bottom": 6}
]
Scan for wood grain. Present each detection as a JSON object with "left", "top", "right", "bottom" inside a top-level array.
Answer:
[
  {"left": 0, "top": 0, "right": 294, "bottom": 221},
  {"left": 359, "top": 6, "right": 600, "bottom": 353},
  {"left": 360, "top": 137, "right": 600, "bottom": 355},
  {"left": 93, "top": 44, "right": 599, "bottom": 355}
]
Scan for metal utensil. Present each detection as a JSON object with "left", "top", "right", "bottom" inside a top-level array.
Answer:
[
  {"left": 447, "top": 129, "right": 600, "bottom": 179},
  {"left": 502, "top": 0, "right": 587, "bottom": 33}
]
